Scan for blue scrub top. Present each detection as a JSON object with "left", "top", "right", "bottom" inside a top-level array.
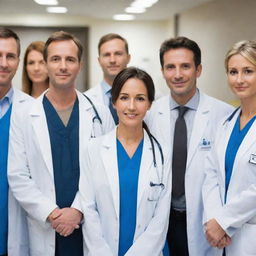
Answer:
[
  {"left": 43, "top": 96, "right": 83, "bottom": 256},
  {"left": 225, "top": 115, "right": 256, "bottom": 201},
  {"left": 117, "top": 139, "right": 143, "bottom": 256},
  {"left": 0, "top": 104, "right": 12, "bottom": 255}
]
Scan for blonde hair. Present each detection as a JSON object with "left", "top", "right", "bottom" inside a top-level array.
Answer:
[
  {"left": 225, "top": 40, "right": 256, "bottom": 72},
  {"left": 22, "top": 41, "right": 47, "bottom": 95}
]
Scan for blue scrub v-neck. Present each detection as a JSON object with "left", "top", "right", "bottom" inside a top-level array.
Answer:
[
  {"left": 117, "top": 138, "right": 144, "bottom": 256},
  {"left": 225, "top": 115, "right": 256, "bottom": 201}
]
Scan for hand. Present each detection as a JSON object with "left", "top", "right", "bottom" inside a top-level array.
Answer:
[
  {"left": 47, "top": 208, "right": 62, "bottom": 223},
  {"left": 50, "top": 208, "right": 82, "bottom": 237},
  {"left": 216, "top": 234, "right": 231, "bottom": 249},
  {"left": 205, "top": 219, "right": 226, "bottom": 247}
]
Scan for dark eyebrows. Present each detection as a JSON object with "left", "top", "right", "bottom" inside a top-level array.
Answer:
[{"left": 119, "top": 92, "right": 146, "bottom": 97}]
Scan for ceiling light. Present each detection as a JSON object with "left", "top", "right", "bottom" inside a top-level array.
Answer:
[
  {"left": 34, "top": 0, "right": 58, "bottom": 5},
  {"left": 131, "top": 0, "right": 158, "bottom": 8},
  {"left": 125, "top": 6, "right": 146, "bottom": 14},
  {"left": 113, "top": 14, "right": 135, "bottom": 21},
  {"left": 46, "top": 6, "right": 67, "bottom": 13}
]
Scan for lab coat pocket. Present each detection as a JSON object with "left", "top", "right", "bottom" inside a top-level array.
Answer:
[
  {"left": 241, "top": 223, "right": 256, "bottom": 254},
  {"left": 147, "top": 182, "right": 164, "bottom": 202}
]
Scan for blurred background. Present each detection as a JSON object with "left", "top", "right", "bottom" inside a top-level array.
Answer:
[{"left": 0, "top": 0, "right": 254, "bottom": 104}]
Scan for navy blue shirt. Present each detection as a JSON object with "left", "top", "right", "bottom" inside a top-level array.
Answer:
[{"left": 43, "top": 96, "right": 83, "bottom": 256}]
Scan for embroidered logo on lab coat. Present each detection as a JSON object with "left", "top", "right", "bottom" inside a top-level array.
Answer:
[
  {"left": 199, "top": 138, "right": 211, "bottom": 150},
  {"left": 249, "top": 153, "right": 256, "bottom": 165}
]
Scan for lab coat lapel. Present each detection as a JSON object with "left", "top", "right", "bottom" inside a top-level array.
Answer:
[
  {"left": 137, "top": 130, "right": 153, "bottom": 208},
  {"left": 78, "top": 91, "right": 94, "bottom": 167},
  {"left": 155, "top": 96, "right": 172, "bottom": 145},
  {"left": 30, "top": 93, "right": 54, "bottom": 178},
  {"left": 77, "top": 91, "right": 93, "bottom": 144},
  {"left": 91, "top": 83, "right": 104, "bottom": 104},
  {"left": 12, "top": 88, "right": 30, "bottom": 104},
  {"left": 187, "top": 94, "right": 209, "bottom": 168},
  {"left": 235, "top": 114, "right": 256, "bottom": 163},
  {"left": 101, "top": 129, "right": 120, "bottom": 218},
  {"left": 217, "top": 109, "right": 240, "bottom": 183}
]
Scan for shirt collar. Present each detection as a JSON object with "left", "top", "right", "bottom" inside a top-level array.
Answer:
[
  {"left": 101, "top": 80, "right": 112, "bottom": 95},
  {"left": 170, "top": 89, "right": 200, "bottom": 111},
  {"left": 0, "top": 87, "right": 14, "bottom": 104}
]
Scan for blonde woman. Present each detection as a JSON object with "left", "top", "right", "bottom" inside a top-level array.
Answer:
[{"left": 203, "top": 40, "right": 256, "bottom": 255}]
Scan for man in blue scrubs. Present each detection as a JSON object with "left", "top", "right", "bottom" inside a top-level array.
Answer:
[
  {"left": 8, "top": 31, "right": 114, "bottom": 256},
  {"left": 0, "top": 28, "right": 31, "bottom": 256}
]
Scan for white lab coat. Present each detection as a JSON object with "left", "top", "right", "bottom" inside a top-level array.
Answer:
[
  {"left": 8, "top": 88, "right": 32, "bottom": 256},
  {"left": 79, "top": 128, "right": 171, "bottom": 256},
  {"left": 84, "top": 83, "right": 105, "bottom": 105},
  {"left": 8, "top": 90, "right": 114, "bottom": 256},
  {"left": 203, "top": 108, "right": 256, "bottom": 256},
  {"left": 145, "top": 91, "right": 234, "bottom": 256}
]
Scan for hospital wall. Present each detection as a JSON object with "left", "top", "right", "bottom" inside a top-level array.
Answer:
[
  {"left": 177, "top": 0, "right": 256, "bottom": 104},
  {"left": 1, "top": 0, "right": 255, "bottom": 103},
  {"left": 0, "top": 14, "right": 172, "bottom": 95}
]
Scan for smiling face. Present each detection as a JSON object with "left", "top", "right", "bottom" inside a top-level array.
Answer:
[
  {"left": 162, "top": 48, "right": 202, "bottom": 104},
  {"left": 98, "top": 38, "right": 130, "bottom": 86},
  {"left": 46, "top": 40, "right": 81, "bottom": 90},
  {"left": 227, "top": 54, "right": 256, "bottom": 101},
  {"left": 0, "top": 37, "right": 19, "bottom": 93},
  {"left": 114, "top": 78, "right": 151, "bottom": 129},
  {"left": 26, "top": 50, "right": 48, "bottom": 85}
]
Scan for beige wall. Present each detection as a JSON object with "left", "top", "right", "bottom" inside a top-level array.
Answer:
[
  {"left": 178, "top": 0, "right": 256, "bottom": 103},
  {"left": 2, "top": 0, "right": 254, "bottom": 103}
]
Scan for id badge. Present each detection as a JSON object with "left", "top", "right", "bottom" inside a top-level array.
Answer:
[{"left": 249, "top": 154, "right": 256, "bottom": 165}]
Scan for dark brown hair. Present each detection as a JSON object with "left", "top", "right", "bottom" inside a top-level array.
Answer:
[
  {"left": 111, "top": 67, "right": 155, "bottom": 104},
  {"left": 0, "top": 27, "right": 20, "bottom": 56},
  {"left": 43, "top": 31, "right": 83, "bottom": 62},
  {"left": 160, "top": 36, "right": 201, "bottom": 68}
]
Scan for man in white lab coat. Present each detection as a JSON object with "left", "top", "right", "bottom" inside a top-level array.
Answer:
[
  {"left": 145, "top": 36, "right": 234, "bottom": 256},
  {"left": 84, "top": 33, "right": 130, "bottom": 124},
  {"left": 0, "top": 27, "right": 31, "bottom": 256},
  {"left": 8, "top": 31, "right": 114, "bottom": 256}
]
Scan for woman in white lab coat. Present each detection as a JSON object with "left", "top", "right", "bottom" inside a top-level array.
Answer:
[
  {"left": 79, "top": 67, "right": 171, "bottom": 256},
  {"left": 203, "top": 40, "right": 256, "bottom": 256}
]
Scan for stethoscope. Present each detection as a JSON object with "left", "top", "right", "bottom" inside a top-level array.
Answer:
[
  {"left": 83, "top": 93, "right": 165, "bottom": 190},
  {"left": 144, "top": 126, "right": 165, "bottom": 194},
  {"left": 83, "top": 93, "right": 102, "bottom": 124},
  {"left": 223, "top": 107, "right": 240, "bottom": 125},
  {"left": 83, "top": 94, "right": 103, "bottom": 138}
]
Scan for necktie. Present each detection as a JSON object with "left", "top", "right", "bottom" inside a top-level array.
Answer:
[
  {"left": 172, "top": 106, "right": 188, "bottom": 198},
  {"left": 108, "top": 90, "right": 118, "bottom": 125}
]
